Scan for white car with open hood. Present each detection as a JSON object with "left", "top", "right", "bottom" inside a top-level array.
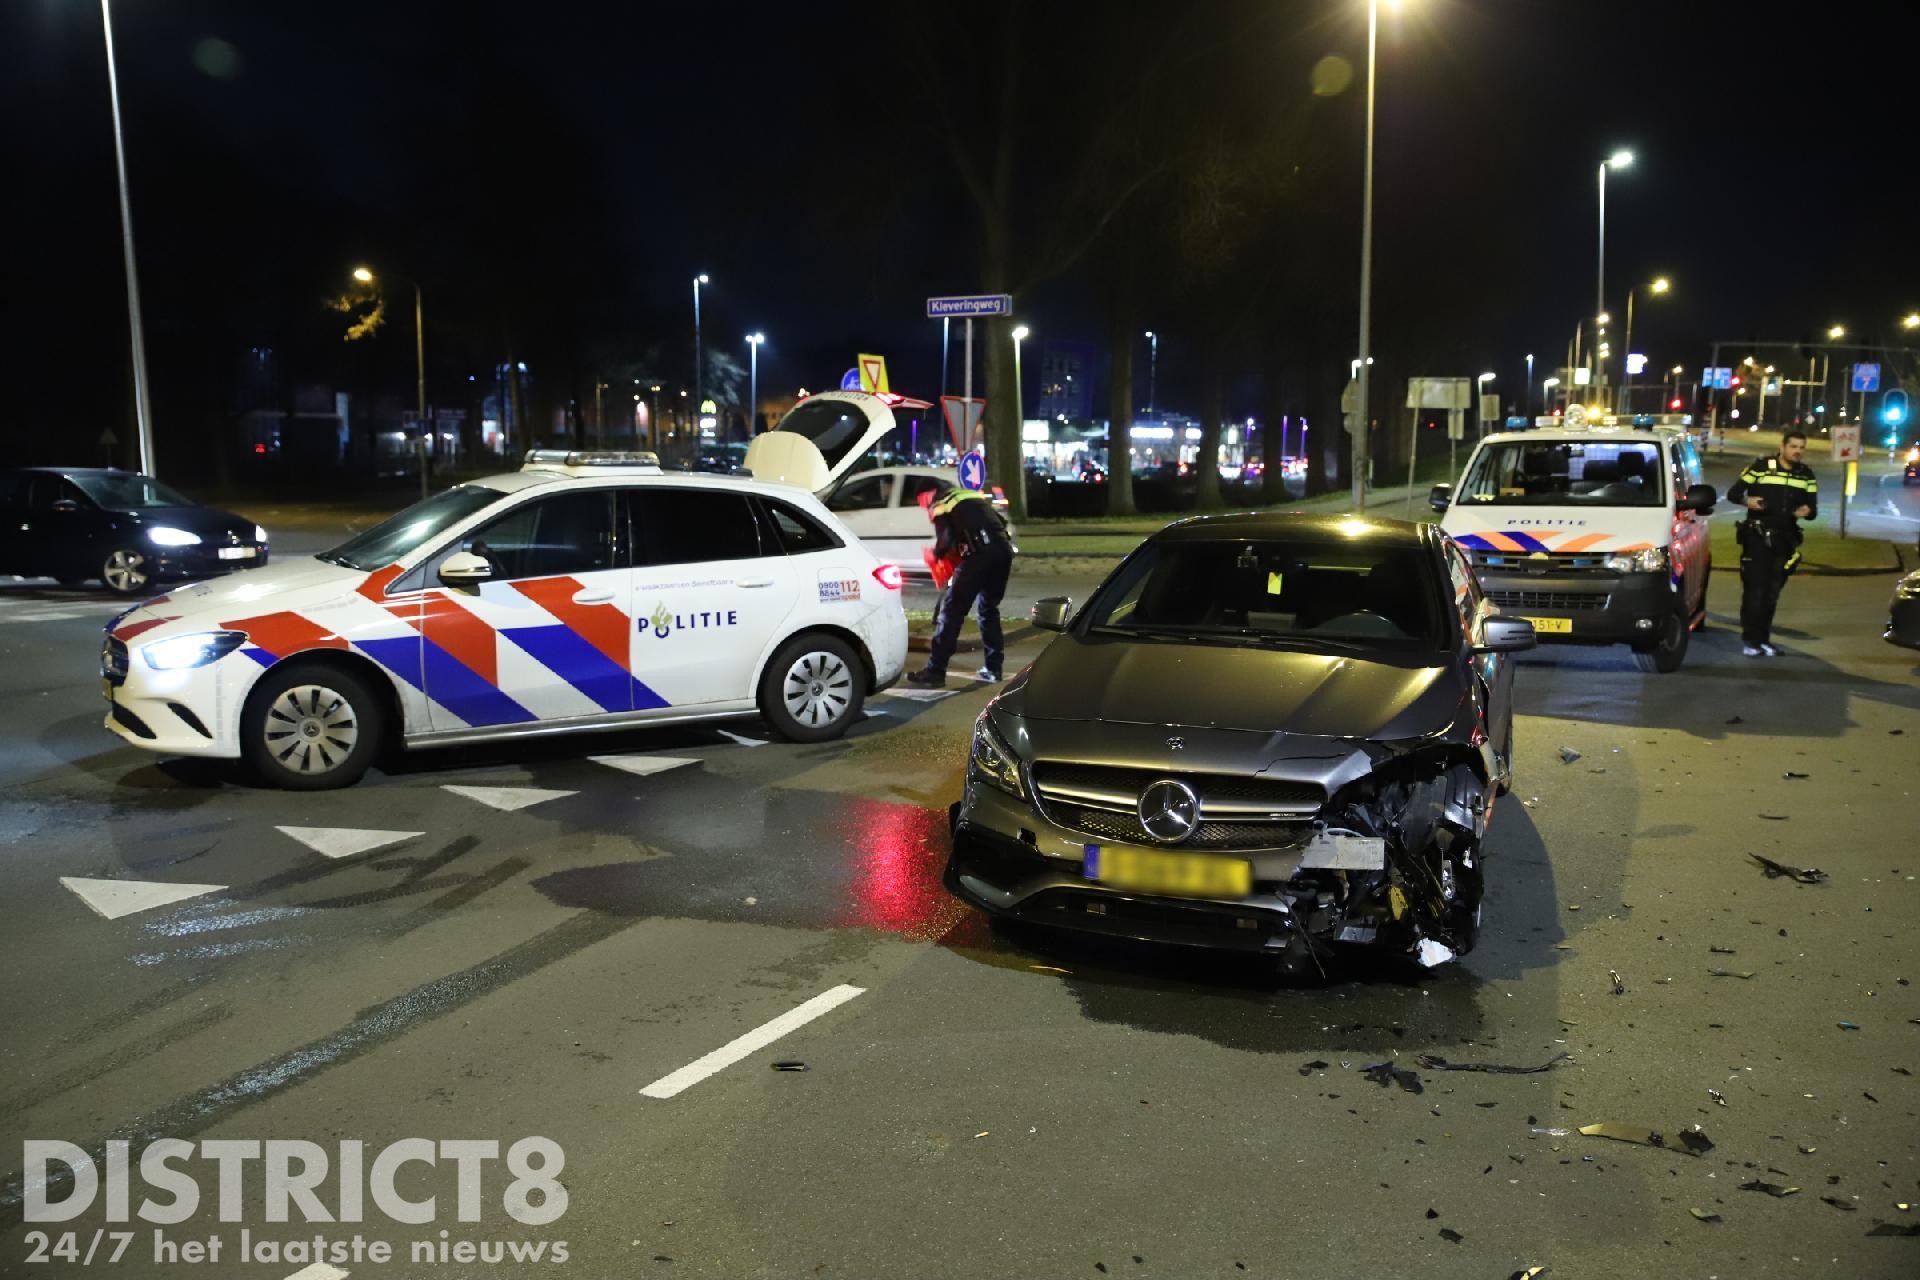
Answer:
[{"left": 100, "top": 451, "right": 908, "bottom": 788}]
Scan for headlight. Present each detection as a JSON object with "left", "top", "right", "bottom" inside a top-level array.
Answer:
[
  {"left": 969, "top": 713, "right": 1026, "bottom": 799},
  {"left": 1603, "top": 546, "right": 1667, "bottom": 574},
  {"left": 254, "top": 524, "right": 270, "bottom": 544},
  {"left": 142, "top": 631, "right": 248, "bottom": 670},
  {"left": 147, "top": 526, "right": 201, "bottom": 547}
]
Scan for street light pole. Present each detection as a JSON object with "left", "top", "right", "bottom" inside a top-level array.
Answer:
[
  {"left": 692, "top": 273, "right": 709, "bottom": 410},
  {"left": 1144, "top": 330, "right": 1158, "bottom": 413},
  {"left": 101, "top": 0, "right": 155, "bottom": 476},
  {"left": 1352, "top": 0, "right": 1382, "bottom": 512},
  {"left": 1595, "top": 149, "right": 1632, "bottom": 396},
  {"left": 746, "top": 333, "right": 764, "bottom": 439},
  {"left": 1013, "top": 326, "right": 1030, "bottom": 449},
  {"left": 1525, "top": 353, "right": 1534, "bottom": 418}
]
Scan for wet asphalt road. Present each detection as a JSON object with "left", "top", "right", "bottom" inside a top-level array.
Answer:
[{"left": 1, "top": 528, "right": 1917, "bottom": 1280}]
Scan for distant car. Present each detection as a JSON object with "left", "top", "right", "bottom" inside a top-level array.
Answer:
[
  {"left": 0, "top": 467, "right": 268, "bottom": 595},
  {"left": 1886, "top": 570, "right": 1920, "bottom": 649},
  {"left": 1902, "top": 443, "right": 1918, "bottom": 485},
  {"left": 945, "top": 512, "right": 1535, "bottom": 970},
  {"left": 690, "top": 443, "right": 750, "bottom": 475},
  {"left": 821, "top": 465, "right": 1015, "bottom": 578}
]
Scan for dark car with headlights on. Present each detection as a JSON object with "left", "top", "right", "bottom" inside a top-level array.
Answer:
[
  {"left": 0, "top": 468, "right": 268, "bottom": 595},
  {"left": 945, "top": 512, "right": 1536, "bottom": 970}
]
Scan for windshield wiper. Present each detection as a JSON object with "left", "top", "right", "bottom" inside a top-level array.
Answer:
[{"left": 314, "top": 551, "right": 357, "bottom": 568}]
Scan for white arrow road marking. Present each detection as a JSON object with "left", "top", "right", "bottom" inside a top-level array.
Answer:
[
  {"left": 275, "top": 826, "right": 425, "bottom": 860},
  {"left": 588, "top": 754, "right": 700, "bottom": 777},
  {"left": 283, "top": 1265, "right": 350, "bottom": 1280},
  {"left": 60, "top": 877, "right": 226, "bottom": 921},
  {"left": 879, "top": 687, "right": 959, "bottom": 703},
  {"left": 640, "top": 984, "right": 866, "bottom": 1099},
  {"left": 440, "top": 784, "right": 576, "bottom": 812},
  {"left": 714, "top": 729, "right": 767, "bottom": 747}
]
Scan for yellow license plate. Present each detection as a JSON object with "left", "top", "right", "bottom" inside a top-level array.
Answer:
[
  {"left": 1517, "top": 615, "right": 1572, "bottom": 634},
  {"left": 1085, "top": 844, "right": 1251, "bottom": 899}
]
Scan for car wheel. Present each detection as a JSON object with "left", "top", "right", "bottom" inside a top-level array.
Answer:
[
  {"left": 758, "top": 633, "right": 865, "bottom": 743},
  {"left": 239, "top": 661, "right": 385, "bottom": 789},
  {"left": 1631, "top": 606, "right": 1690, "bottom": 674},
  {"left": 101, "top": 548, "right": 150, "bottom": 595}
]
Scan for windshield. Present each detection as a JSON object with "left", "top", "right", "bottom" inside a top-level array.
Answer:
[
  {"left": 1079, "top": 536, "right": 1447, "bottom": 651},
  {"left": 775, "top": 399, "right": 879, "bottom": 471},
  {"left": 1459, "top": 438, "right": 1667, "bottom": 507},
  {"left": 319, "top": 485, "right": 504, "bottom": 570},
  {"left": 69, "top": 473, "right": 195, "bottom": 509}
]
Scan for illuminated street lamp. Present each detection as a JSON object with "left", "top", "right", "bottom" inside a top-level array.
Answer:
[
  {"left": 745, "top": 333, "right": 765, "bottom": 437},
  {"left": 1013, "top": 326, "right": 1031, "bottom": 447},
  {"left": 1594, "top": 149, "right": 1634, "bottom": 380},
  {"left": 692, "top": 273, "right": 710, "bottom": 409},
  {"left": 1352, "top": 0, "right": 1411, "bottom": 511},
  {"left": 1621, "top": 275, "right": 1670, "bottom": 411},
  {"left": 1143, "top": 330, "right": 1158, "bottom": 412},
  {"left": 1902, "top": 313, "right": 1920, "bottom": 330},
  {"left": 100, "top": 0, "right": 155, "bottom": 475},
  {"left": 350, "top": 266, "right": 426, "bottom": 431}
]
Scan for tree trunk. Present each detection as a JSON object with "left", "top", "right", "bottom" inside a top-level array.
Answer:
[
  {"left": 1194, "top": 362, "right": 1224, "bottom": 510},
  {"left": 1105, "top": 323, "right": 1136, "bottom": 515}
]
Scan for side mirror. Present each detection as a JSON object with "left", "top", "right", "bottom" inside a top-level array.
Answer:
[
  {"left": 50, "top": 499, "right": 80, "bottom": 513},
  {"left": 438, "top": 551, "right": 493, "bottom": 587},
  {"left": 1475, "top": 616, "right": 1537, "bottom": 654},
  {"left": 1684, "top": 483, "right": 1717, "bottom": 514},
  {"left": 1031, "top": 596, "right": 1073, "bottom": 632},
  {"left": 1428, "top": 483, "right": 1453, "bottom": 513}
]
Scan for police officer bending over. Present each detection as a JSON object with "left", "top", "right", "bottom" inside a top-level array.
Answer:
[
  {"left": 1726, "top": 427, "right": 1817, "bottom": 657},
  {"left": 907, "top": 488, "right": 1016, "bottom": 687}
]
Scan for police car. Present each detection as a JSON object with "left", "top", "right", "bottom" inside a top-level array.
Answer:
[
  {"left": 1431, "top": 411, "right": 1718, "bottom": 673},
  {"left": 99, "top": 451, "right": 908, "bottom": 788}
]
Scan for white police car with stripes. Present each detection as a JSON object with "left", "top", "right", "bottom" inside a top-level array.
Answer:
[{"left": 100, "top": 450, "right": 909, "bottom": 788}]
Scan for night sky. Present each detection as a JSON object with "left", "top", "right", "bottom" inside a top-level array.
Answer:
[{"left": 5, "top": 0, "right": 1913, "bottom": 472}]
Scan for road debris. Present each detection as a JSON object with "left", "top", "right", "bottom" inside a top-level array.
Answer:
[
  {"left": 1558, "top": 746, "right": 1581, "bottom": 764},
  {"left": 1707, "top": 1089, "right": 1727, "bottom": 1107},
  {"left": 1709, "top": 969, "right": 1757, "bottom": 980},
  {"left": 1577, "top": 1123, "right": 1714, "bottom": 1156},
  {"left": 1867, "top": 1221, "right": 1920, "bottom": 1237},
  {"left": 1689, "top": 1208, "right": 1723, "bottom": 1224},
  {"left": 1415, "top": 1052, "right": 1569, "bottom": 1075},
  {"left": 1529, "top": 1127, "right": 1571, "bottom": 1138},
  {"left": 1298, "top": 1059, "right": 1329, "bottom": 1076},
  {"left": 771, "top": 1061, "right": 808, "bottom": 1072},
  {"left": 1709, "top": 945, "right": 1737, "bottom": 954},
  {"left": 1739, "top": 1180, "right": 1799, "bottom": 1197},
  {"left": 1362, "top": 1061, "right": 1424, "bottom": 1094},
  {"left": 1757, "top": 813, "right": 1790, "bottom": 821},
  {"left": 1437, "top": 1228, "right": 1463, "bottom": 1243},
  {"left": 1838, "top": 1021, "right": 1861, "bottom": 1031},
  {"left": 1028, "top": 964, "right": 1073, "bottom": 976},
  {"left": 1508, "top": 1269, "right": 1548, "bottom": 1280},
  {"left": 1782, "top": 771, "right": 1810, "bottom": 779},
  {"left": 1748, "top": 852, "right": 1826, "bottom": 884},
  {"left": 1608, "top": 969, "right": 1626, "bottom": 995},
  {"left": 1821, "top": 1197, "right": 1857, "bottom": 1212}
]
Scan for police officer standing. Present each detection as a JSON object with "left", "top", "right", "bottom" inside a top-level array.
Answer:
[
  {"left": 907, "top": 488, "right": 1016, "bottom": 686},
  {"left": 1726, "top": 427, "right": 1818, "bottom": 656}
]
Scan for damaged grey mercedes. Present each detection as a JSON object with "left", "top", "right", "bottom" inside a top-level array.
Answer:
[{"left": 944, "top": 512, "right": 1536, "bottom": 971}]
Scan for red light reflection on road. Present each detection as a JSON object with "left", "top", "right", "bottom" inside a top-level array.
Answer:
[{"left": 836, "top": 797, "right": 969, "bottom": 941}]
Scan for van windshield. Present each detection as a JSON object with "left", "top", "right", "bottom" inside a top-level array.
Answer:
[{"left": 1459, "top": 439, "right": 1667, "bottom": 508}]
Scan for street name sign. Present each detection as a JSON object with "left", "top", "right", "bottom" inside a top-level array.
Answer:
[{"left": 926, "top": 294, "right": 1013, "bottom": 319}]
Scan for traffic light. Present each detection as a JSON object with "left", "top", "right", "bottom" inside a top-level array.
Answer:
[
  {"left": 1669, "top": 397, "right": 1683, "bottom": 410},
  {"left": 1730, "top": 375, "right": 1742, "bottom": 387},
  {"left": 1884, "top": 388, "right": 1909, "bottom": 426}
]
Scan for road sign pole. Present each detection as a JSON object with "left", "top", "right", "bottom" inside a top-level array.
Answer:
[{"left": 963, "top": 318, "right": 973, "bottom": 411}]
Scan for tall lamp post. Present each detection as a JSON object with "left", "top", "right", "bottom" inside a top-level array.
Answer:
[
  {"left": 101, "top": 0, "right": 155, "bottom": 475},
  {"left": 745, "top": 333, "right": 765, "bottom": 439},
  {"left": 692, "top": 273, "right": 710, "bottom": 409},
  {"left": 1543, "top": 376, "right": 1561, "bottom": 412},
  {"left": 352, "top": 265, "right": 427, "bottom": 488},
  {"left": 1621, "top": 275, "right": 1669, "bottom": 413},
  {"left": 1143, "top": 330, "right": 1158, "bottom": 413},
  {"left": 1013, "top": 326, "right": 1031, "bottom": 460},
  {"left": 1595, "top": 149, "right": 1633, "bottom": 388},
  {"left": 1524, "top": 353, "right": 1534, "bottom": 418}
]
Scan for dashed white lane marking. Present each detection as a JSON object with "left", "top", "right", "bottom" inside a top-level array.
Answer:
[
  {"left": 714, "top": 729, "right": 767, "bottom": 747},
  {"left": 639, "top": 984, "right": 867, "bottom": 1099},
  {"left": 879, "top": 687, "right": 959, "bottom": 703},
  {"left": 60, "top": 876, "right": 226, "bottom": 920},
  {"left": 588, "top": 754, "right": 700, "bottom": 777},
  {"left": 283, "top": 1264, "right": 350, "bottom": 1280},
  {"left": 440, "top": 784, "right": 577, "bottom": 812},
  {"left": 275, "top": 826, "right": 425, "bottom": 860}
]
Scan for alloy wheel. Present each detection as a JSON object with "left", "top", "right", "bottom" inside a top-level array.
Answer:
[
  {"left": 782, "top": 650, "right": 853, "bottom": 728},
  {"left": 262, "top": 684, "right": 360, "bottom": 775},
  {"left": 103, "top": 550, "right": 148, "bottom": 593}
]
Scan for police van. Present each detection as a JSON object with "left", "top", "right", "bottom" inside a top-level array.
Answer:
[
  {"left": 100, "top": 451, "right": 908, "bottom": 788},
  {"left": 1431, "top": 411, "right": 1717, "bottom": 673}
]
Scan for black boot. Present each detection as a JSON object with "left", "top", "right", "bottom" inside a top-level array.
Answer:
[{"left": 906, "top": 667, "right": 947, "bottom": 688}]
